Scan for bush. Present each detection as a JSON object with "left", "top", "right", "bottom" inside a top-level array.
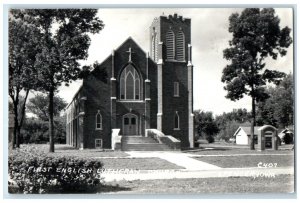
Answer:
[
  {"left": 283, "top": 133, "right": 293, "bottom": 144},
  {"left": 205, "top": 135, "right": 215, "bottom": 143},
  {"left": 9, "top": 146, "right": 103, "bottom": 194}
]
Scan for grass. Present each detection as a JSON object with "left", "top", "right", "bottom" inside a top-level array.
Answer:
[
  {"left": 193, "top": 154, "right": 294, "bottom": 168},
  {"left": 102, "top": 175, "right": 294, "bottom": 194},
  {"left": 13, "top": 144, "right": 184, "bottom": 170},
  {"left": 9, "top": 175, "right": 294, "bottom": 194},
  {"left": 99, "top": 157, "right": 185, "bottom": 170},
  {"left": 16, "top": 144, "right": 129, "bottom": 158},
  {"left": 184, "top": 148, "right": 294, "bottom": 156}
]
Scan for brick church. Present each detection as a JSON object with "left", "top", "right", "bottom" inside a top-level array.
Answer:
[{"left": 66, "top": 13, "right": 194, "bottom": 150}]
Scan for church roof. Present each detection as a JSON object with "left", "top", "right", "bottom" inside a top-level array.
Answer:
[
  {"left": 66, "top": 37, "right": 153, "bottom": 109},
  {"left": 90, "top": 36, "right": 152, "bottom": 73}
]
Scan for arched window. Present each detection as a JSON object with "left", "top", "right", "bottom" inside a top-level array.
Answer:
[
  {"left": 176, "top": 31, "right": 185, "bottom": 61},
  {"left": 120, "top": 64, "right": 141, "bottom": 100},
  {"left": 174, "top": 111, "right": 180, "bottom": 130},
  {"left": 166, "top": 30, "right": 175, "bottom": 60},
  {"left": 96, "top": 110, "right": 102, "bottom": 130}
]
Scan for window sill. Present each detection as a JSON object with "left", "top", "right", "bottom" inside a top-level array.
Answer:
[
  {"left": 174, "top": 128, "right": 180, "bottom": 131},
  {"left": 95, "top": 128, "right": 103, "bottom": 131},
  {"left": 173, "top": 95, "right": 180, "bottom": 97},
  {"left": 117, "top": 100, "right": 145, "bottom": 103},
  {"left": 166, "top": 59, "right": 186, "bottom": 63}
]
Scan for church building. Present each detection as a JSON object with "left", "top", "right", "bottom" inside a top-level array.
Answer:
[{"left": 66, "top": 13, "right": 194, "bottom": 150}]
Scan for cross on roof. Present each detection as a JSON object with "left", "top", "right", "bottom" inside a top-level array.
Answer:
[{"left": 126, "top": 47, "right": 135, "bottom": 62}]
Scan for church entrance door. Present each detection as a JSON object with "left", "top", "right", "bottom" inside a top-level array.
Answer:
[{"left": 123, "top": 113, "right": 138, "bottom": 136}]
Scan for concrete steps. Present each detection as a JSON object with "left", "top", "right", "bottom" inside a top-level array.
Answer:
[{"left": 121, "top": 136, "right": 171, "bottom": 151}]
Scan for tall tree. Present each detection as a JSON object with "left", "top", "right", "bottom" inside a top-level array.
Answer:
[
  {"left": 257, "top": 73, "right": 293, "bottom": 128},
  {"left": 12, "top": 9, "right": 104, "bottom": 152},
  {"left": 222, "top": 8, "right": 292, "bottom": 149},
  {"left": 27, "top": 93, "right": 67, "bottom": 121},
  {"left": 9, "top": 16, "right": 41, "bottom": 148}
]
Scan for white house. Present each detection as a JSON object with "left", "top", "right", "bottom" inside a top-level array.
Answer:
[{"left": 233, "top": 126, "right": 260, "bottom": 145}]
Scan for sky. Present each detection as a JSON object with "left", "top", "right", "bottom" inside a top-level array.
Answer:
[{"left": 57, "top": 8, "right": 294, "bottom": 116}]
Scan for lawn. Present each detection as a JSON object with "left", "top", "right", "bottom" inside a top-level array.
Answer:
[
  {"left": 101, "top": 175, "right": 294, "bottom": 194},
  {"left": 11, "top": 145, "right": 184, "bottom": 170},
  {"left": 15, "top": 144, "right": 129, "bottom": 158},
  {"left": 184, "top": 148, "right": 294, "bottom": 156},
  {"left": 99, "top": 157, "right": 184, "bottom": 170},
  {"left": 193, "top": 154, "right": 294, "bottom": 168}
]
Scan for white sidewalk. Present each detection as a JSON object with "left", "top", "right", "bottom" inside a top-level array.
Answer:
[
  {"left": 101, "top": 151, "right": 294, "bottom": 182},
  {"left": 101, "top": 167, "right": 294, "bottom": 182},
  {"left": 126, "top": 151, "right": 220, "bottom": 170}
]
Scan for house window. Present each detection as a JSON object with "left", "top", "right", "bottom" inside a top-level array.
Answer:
[
  {"left": 174, "top": 111, "right": 180, "bottom": 130},
  {"left": 119, "top": 64, "right": 141, "bottom": 100},
  {"left": 176, "top": 31, "right": 185, "bottom": 61},
  {"left": 95, "top": 139, "right": 102, "bottom": 149},
  {"left": 174, "top": 82, "right": 179, "bottom": 97},
  {"left": 166, "top": 30, "right": 175, "bottom": 60},
  {"left": 96, "top": 110, "right": 102, "bottom": 130}
]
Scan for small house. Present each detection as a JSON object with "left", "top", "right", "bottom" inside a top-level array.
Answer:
[
  {"left": 233, "top": 126, "right": 260, "bottom": 145},
  {"left": 278, "top": 126, "right": 294, "bottom": 144}
]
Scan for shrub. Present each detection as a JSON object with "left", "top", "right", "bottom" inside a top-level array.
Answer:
[
  {"left": 283, "top": 133, "right": 293, "bottom": 144},
  {"left": 205, "top": 135, "right": 215, "bottom": 143},
  {"left": 9, "top": 145, "right": 103, "bottom": 194}
]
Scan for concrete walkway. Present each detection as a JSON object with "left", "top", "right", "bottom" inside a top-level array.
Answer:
[
  {"left": 100, "top": 151, "right": 294, "bottom": 182},
  {"left": 126, "top": 151, "right": 221, "bottom": 170},
  {"left": 101, "top": 167, "right": 294, "bottom": 182}
]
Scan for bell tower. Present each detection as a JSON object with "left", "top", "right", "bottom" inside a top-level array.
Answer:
[{"left": 150, "top": 13, "right": 194, "bottom": 148}]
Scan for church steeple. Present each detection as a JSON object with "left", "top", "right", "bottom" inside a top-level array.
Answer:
[
  {"left": 150, "top": 13, "right": 194, "bottom": 148},
  {"left": 150, "top": 13, "right": 191, "bottom": 63}
]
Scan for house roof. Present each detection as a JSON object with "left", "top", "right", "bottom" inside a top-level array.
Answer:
[
  {"left": 278, "top": 127, "right": 294, "bottom": 138},
  {"left": 233, "top": 126, "right": 261, "bottom": 137}
]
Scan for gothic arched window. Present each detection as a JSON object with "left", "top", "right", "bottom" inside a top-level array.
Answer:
[
  {"left": 166, "top": 30, "right": 175, "bottom": 60},
  {"left": 120, "top": 64, "right": 141, "bottom": 100},
  {"left": 174, "top": 111, "right": 180, "bottom": 130},
  {"left": 176, "top": 31, "right": 185, "bottom": 61},
  {"left": 96, "top": 110, "right": 102, "bottom": 130}
]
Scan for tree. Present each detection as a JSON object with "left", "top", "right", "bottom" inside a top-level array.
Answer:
[
  {"left": 257, "top": 73, "right": 293, "bottom": 128},
  {"left": 215, "top": 108, "right": 251, "bottom": 141},
  {"left": 27, "top": 93, "right": 67, "bottom": 121},
  {"left": 12, "top": 9, "right": 104, "bottom": 152},
  {"left": 21, "top": 116, "right": 67, "bottom": 144},
  {"left": 222, "top": 8, "right": 292, "bottom": 150},
  {"left": 194, "top": 110, "right": 220, "bottom": 143},
  {"left": 9, "top": 15, "right": 41, "bottom": 148}
]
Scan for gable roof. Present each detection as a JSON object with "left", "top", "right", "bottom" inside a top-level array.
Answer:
[
  {"left": 279, "top": 127, "right": 294, "bottom": 134},
  {"left": 66, "top": 83, "right": 83, "bottom": 109},
  {"left": 233, "top": 126, "right": 261, "bottom": 137},
  {"left": 90, "top": 36, "right": 154, "bottom": 73}
]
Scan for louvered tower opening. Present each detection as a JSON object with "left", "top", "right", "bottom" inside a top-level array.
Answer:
[
  {"left": 176, "top": 31, "right": 185, "bottom": 61},
  {"left": 166, "top": 30, "right": 175, "bottom": 60}
]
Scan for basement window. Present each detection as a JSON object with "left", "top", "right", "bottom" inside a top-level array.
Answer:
[{"left": 95, "top": 139, "right": 102, "bottom": 149}]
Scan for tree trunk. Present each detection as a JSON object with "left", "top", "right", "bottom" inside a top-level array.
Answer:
[
  {"left": 15, "top": 89, "right": 30, "bottom": 148},
  {"left": 12, "top": 99, "right": 18, "bottom": 149},
  {"left": 250, "top": 96, "right": 256, "bottom": 150},
  {"left": 49, "top": 88, "right": 55, "bottom": 152}
]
